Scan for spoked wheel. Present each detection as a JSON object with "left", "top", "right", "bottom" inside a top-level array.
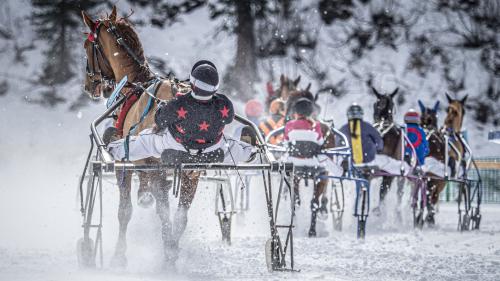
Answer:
[
  {"left": 457, "top": 182, "right": 472, "bottom": 232},
  {"left": 77, "top": 163, "right": 103, "bottom": 268},
  {"left": 219, "top": 216, "right": 232, "bottom": 244},
  {"left": 265, "top": 238, "right": 277, "bottom": 272},
  {"left": 215, "top": 180, "right": 234, "bottom": 244},
  {"left": 412, "top": 179, "right": 426, "bottom": 230},
  {"left": 471, "top": 207, "right": 481, "bottom": 230},
  {"left": 330, "top": 181, "right": 345, "bottom": 232},
  {"left": 355, "top": 184, "right": 369, "bottom": 239},
  {"left": 357, "top": 219, "right": 366, "bottom": 239},
  {"left": 262, "top": 168, "right": 295, "bottom": 272}
]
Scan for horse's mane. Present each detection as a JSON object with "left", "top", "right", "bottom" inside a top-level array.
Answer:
[
  {"left": 110, "top": 17, "right": 154, "bottom": 81},
  {"left": 113, "top": 18, "right": 145, "bottom": 60}
]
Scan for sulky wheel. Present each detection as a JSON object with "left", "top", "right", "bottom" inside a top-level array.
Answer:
[
  {"left": 461, "top": 213, "right": 471, "bottom": 231},
  {"left": 265, "top": 238, "right": 280, "bottom": 272},
  {"left": 471, "top": 208, "right": 481, "bottom": 230},
  {"left": 220, "top": 216, "right": 232, "bottom": 244},
  {"left": 357, "top": 219, "right": 366, "bottom": 239},
  {"left": 76, "top": 237, "right": 95, "bottom": 268}
]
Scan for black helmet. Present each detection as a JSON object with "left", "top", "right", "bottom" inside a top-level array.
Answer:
[
  {"left": 347, "top": 103, "right": 363, "bottom": 120},
  {"left": 294, "top": 98, "right": 314, "bottom": 116},
  {"left": 190, "top": 60, "right": 219, "bottom": 100}
]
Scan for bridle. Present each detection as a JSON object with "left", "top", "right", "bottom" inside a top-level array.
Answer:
[
  {"left": 373, "top": 95, "right": 394, "bottom": 124},
  {"left": 85, "top": 19, "right": 150, "bottom": 98},
  {"left": 85, "top": 20, "right": 115, "bottom": 98}
]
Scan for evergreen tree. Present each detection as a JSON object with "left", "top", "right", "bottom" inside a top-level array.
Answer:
[
  {"left": 129, "top": 0, "right": 314, "bottom": 100},
  {"left": 31, "top": 0, "right": 102, "bottom": 87}
]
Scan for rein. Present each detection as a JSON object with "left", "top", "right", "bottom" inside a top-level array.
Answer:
[
  {"left": 85, "top": 19, "right": 155, "bottom": 96},
  {"left": 373, "top": 121, "right": 396, "bottom": 137}
]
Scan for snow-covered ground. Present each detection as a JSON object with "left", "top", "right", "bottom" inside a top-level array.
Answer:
[{"left": 1, "top": 95, "right": 500, "bottom": 281}]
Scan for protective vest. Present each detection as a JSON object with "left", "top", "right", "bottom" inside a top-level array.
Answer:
[
  {"left": 350, "top": 120, "right": 364, "bottom": 164},
  {"left": 259, "top": 115, "right": 285, "bottom": 144}
]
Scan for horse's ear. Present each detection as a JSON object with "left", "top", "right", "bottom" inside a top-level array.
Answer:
[
  {"left": 82, "top": 11, "right": 94, "bottom": 29},
  {"left": 110, "top": 5, "right": 117, "bottom": 22},
  {"left": 460, "top": 94, "right": 468, "bottom": 105},
  {"left": 433, "top": 101, "right": 440, "bottom": 112},
  {"left": 280, "top": 74, "right": 285, "bottom": 85},
  {"left": 305, "top": 83, "right": 311, "bottom": 92},
  {"left": 418, "top": 100, "right": 426, "bottom": 113},
  {"left": 371, "top": 87, "right": 381, "bottom": 98},
  {"left": 294, "top": 75, "right": 301, "bottom": 86},
  {"left": 445, "top": 92, "right": 453, "bottom": 103},
  {"left": 390, "top": 88, "right": 399, "bottom": 98}
]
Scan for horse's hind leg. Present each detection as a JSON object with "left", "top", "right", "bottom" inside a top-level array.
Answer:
[
  {"left": 171, "top": 171, "right": 200, "bottom": 253},
  {"left": 293, "top": 176, "right": 301, "bottom": 207},
  {"left": 111, "top": 171, "right": 133, "bottom": 268},
  {"left": 137, "top": 171, "right": 155, "bottom": 208},
  {"left": 425, "top": 180, "right": 445, "bottom": 226},
  {"left": 309, "top": 179, "right": 328, "bottom": 237},
  {"left": 395, "top": 177, "right": 405, "bottom": 222},
  {"left": 375, "top": 176, "right": 393, "bottom": 215},
  {"left": 150, "top": 171, "right": 175, "bottom": 266}
]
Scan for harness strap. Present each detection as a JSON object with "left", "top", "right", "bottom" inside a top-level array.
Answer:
[{"left": 123, "top": 79, "right": 162, "bottom": 161}]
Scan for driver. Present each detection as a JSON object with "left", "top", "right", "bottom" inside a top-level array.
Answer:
[
  {"left": 107, "top": 60, "right": 254, "bottom": 163},
  {"left": 283, "top": 98, "right": 343, "bottom": 176},
  {"left": 338, "top": 103, "right": 410, "bottom": 174}
]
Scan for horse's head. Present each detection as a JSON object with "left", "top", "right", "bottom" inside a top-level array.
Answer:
[
  {"left": 418, "top": 100, "right": 440, "bottom": 130},
  {"left": 444, "top": 93, "right": 467, "bottom": 133},
  {"left": 372, "top": 87, "right": 398, "bottom": 123},
  {"left": 82, "top": 6, "right": 147, "bottom": 99},
  {"left": 278, "top": 74, "right": 301, "bottom": 101}
]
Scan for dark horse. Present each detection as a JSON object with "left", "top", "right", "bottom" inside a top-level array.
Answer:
[
  {"left": 285, "top": 88, "right": 335, "bottom": 237},
  {"left": 371, "top": 87, "right": 405, "bottom": 216},
  {"left": 82, "top": 7, "right": 200, "bottom": 268},
  {"left": 419, "top": 94, "right": 468, "bottom": 225}
]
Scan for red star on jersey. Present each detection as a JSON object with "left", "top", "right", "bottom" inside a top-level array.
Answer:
[
  {"left": 196, "top": 138, "right": 206, "bottom": 144},
  {"left": 176, "top": 107, "right": 187, "bottom": 119},
  {"left": 175, "top": 137, "right": 182, "bottom": 143},
  {"left": 198, "top": 121, "right": 210, "bottom": 131},
  {"left": 219, "top": 106, "right": 230, "bottom": 118},
  {"left": 176, "top": 124, "right": 185, "bottom": 134}
]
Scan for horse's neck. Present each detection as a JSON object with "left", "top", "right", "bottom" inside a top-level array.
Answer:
[{"left": 109, "top": 53, "right": 152, "bottom": 83}]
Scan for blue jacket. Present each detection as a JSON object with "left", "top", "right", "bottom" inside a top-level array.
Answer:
[
  {"left": 338, "top": 120, "right": 384, "bottom": 163},
  {"left": 405, "top": 123, "right": 429, "bottom": 165}
]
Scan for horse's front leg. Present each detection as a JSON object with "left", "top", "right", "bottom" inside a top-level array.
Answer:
[
  {"left": 309, "top": 179, "right": 328, "bottom": 237},
  {"left": 375, "top": 176, "right": 393, "bottom": 216},
  {"left": 395, "top": 177, "right": 405, "bottom": 222},
  {"left": 111, "top": 170, "right": 133, "bottom": 268}
]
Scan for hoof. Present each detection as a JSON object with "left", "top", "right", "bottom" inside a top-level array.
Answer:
[
  {"left": 110, "top": 254, "right": 127, "bottom": 268},
  {"left": 425, "top": 213, "right": 435, "bottom": 227},
  {"left": 162, "top": 258, "right": 177, "bottom": 273},
  {"left": 138, "top": 191, "right": 155, "bottom": 208},
  {"left": 308, "top": 228, "right": 317, "bottom": 238}
]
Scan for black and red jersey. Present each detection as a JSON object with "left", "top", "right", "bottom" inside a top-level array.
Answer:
[{"left": 155, "top": 92, "right": 234, "bottom": 150}]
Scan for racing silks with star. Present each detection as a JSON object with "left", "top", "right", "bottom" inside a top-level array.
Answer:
[{"left": 155, "top": 92, "right": 234, "bottom": 150}]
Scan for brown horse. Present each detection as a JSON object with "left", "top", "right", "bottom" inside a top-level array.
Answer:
[
  {"left": 285, "top": 88, "right": 335, "bottom": 237},
  {"left": 265, "top": 74, "right": 301, "bottom": 107},
  {"left": 422, "top": 94, "right": 468, "bottom": 225},
  {"left": 82, "top": 7, "right": 199, "bottom": 268},
  {"left": 371, "top": 87, "right": 405, "bottom": 215}
]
